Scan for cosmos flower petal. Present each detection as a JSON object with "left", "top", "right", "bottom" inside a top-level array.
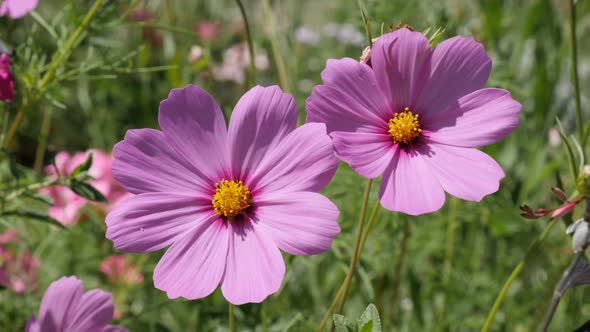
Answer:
[
  {"left": 417, "top": 36, "right": 491, "bottom": 120},
  {"left": 106, "top": 193, "right": 212, "bottom": 253},
  {"left": 250, "top": 123, "right": 338, "bottom": 194},
  {"left": 154, "top": 218, "right": 229, "bottom": 300},
  {"left": 25, "top": 315, "right": 39, "bottom": 332},
  {"left": 426, "top": 88, "right": 521, "bottom": 147},
  {"left": 113, "top": 129, "right": 210, "bottom": 194},
  {"left": 254, "top": 191, "right": 340, "bottom": 256},
  {"left": 318, "top": 58, "right": 392, "bottom": 121},
  {"left": 0, "top": 0, "right": 38, "bottom": 19},
  {"left": 379, "top": 147, "right": 445, "bottom": 215},
  {"left": 306, "top": 85, "right": 387, "bottom": 133},
  {"left": 228, "top": 86, "right": 298, "bottom": 180},
  {"left": 67, "top": 290, "right": 115, "bottom": 332},
  {"left": 331, "top": 131, "right": 396, "bottom": 178},
  {"left": 371, "top": 28, "right": 431, "bottom": 109},
  {"left": 221, "top": 221, "right": 285, "bottom": 305},
  {"left": 424, "top": 144, "right": 504, "bottom": 201},
  {"left": 38, "top": 276, "right": 83, "bottom": 332},
  {"left": 158, "top": 85, "right": 228, "bottom": 181}
]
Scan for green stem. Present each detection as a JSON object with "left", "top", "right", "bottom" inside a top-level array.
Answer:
[
  {"left": 335, "top": 179, "right": 373, "bottom": 315},
  {"left": 229, "top": 303, "right": 236, "bottom": 332},
  {"left": 3, "top": 0, "right": 105, "bottom": 148},
  {"left": 480, "top": 220, "right": 558, "bottom": 332},
  {"left": 568, "top": 0, "right": 583, "bottom": 145},
  {"left": 359, "top": 200, "right": 381, "bottom": 254},
  {"left": 33, "top": 108, "right": 53, "bottom": 174},
  {"left": 437, "top": 198, "right": 459, "bottom": 331},
  {"left": 235, "top": 0, "right": 256, "bottom": 88},
  {"left": 261, "top": 0, "right": 290, "bottom": 92},
  {"left": 316, "top": 179, "right": 374, "bottom": 332}
]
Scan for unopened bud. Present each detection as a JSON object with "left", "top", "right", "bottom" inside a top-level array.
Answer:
[
  {"left": 576, "top": 165, "right": 590, "bottom": 197},
  {"left": 567, "top": 219, "right": 590, "bottom": 253}
]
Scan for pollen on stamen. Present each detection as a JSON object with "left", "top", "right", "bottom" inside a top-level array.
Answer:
[
  {"left": 388, "top": 107, "right": 422, "bottom": 144},
  {"left": 212, "top": 180, "right": 251, "bottom": 218}
]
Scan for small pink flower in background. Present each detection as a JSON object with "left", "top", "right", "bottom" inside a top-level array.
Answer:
[
  {"left": 307, "top": 28, "right": 522, "bottom": 215},
  {"left": 100, "top": 255, "right": 143, "bottom": 286},
  {"left": 127, "top": 7, "right": 162, "bottom": 48},
  {"left": 0, "top": 0, "right": 38, "bottom": 19},
  {"left": 212, "top": 42, "right": 269, "bottom": 84},
  {"left": 0, "top": 53, "right": 15, "bottom": 102},
  {"left": 107, "top": 85, "right": 340, "bottom": 304},
  {"left": 0, "top": 229, "right": 40, "bottom": 293},
  {"left": 194, "top": 21, "right": 222, "bottom": 42},
  {"left": 26, "top": 276, "right": 127, "bottom": 332},
  {"left": 40, "top": 150, "right": 131, "bottom": 226}
]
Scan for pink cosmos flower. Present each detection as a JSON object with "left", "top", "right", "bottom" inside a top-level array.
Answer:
[
  {"left": 26, "top": 276, "right": 127, "bottom": 332},
  {"left": 0, "top": 230, "right": 40, "bottom": 293},
  {"left": 106, "top": 85, "right": 340, "bottom": 305},
  {"left": 0, "top": 53, "right": 15, "bottom": 102},
  {"left": 307, "top": 28, "right": 522, "bottom": 215},
  {"left": 40, "top": 150, "right": 130, "bottom": 226},
  {"left": 100, "top": 255, "right": 143, "bottom": 286},
  {"left": 0, "top": 0, "right": 38, "bottom": 19}
]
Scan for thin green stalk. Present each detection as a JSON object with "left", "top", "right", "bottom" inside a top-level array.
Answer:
[
  {"left": 317, "top": 179, "right": 373, "bottom": 332},
  {"left": 33, "top": 108, "right": 53, "bottom": 174},
  {"left": 235, "top": 0, "right": 256, "bottom": 88},
  {"left": 480, "top": 220, "right": 558, "bottom": 332},
  {"left": 437, "top": 198, "right": 459, "bottom": 331},
  {"left": 359, "top": 200, "right": 381, "bottom": 253},
  {"left": 389, "top": 220, "right": 410, "bottom": 319},
  {"left": 229, "top": 303, "right": 236, "bottom": 332},
  {"left": 4, "top": 0, "right": 105, "bottom": 148},
  {"left": 261, "top": 0, "right": 290, "bottom": 92},
  {"left": 568, "top": 0, "right": 583, "bottom": 145},
  {"left": 335, "top": 179, "right": 373, "bottom": 315}
]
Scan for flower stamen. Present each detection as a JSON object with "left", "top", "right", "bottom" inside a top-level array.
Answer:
[
  {"left": 388, "top": 107, "right": 422, "bottom": 144},
  {"left": 212, "top": 180, "right": 251, "bottom": 218}
]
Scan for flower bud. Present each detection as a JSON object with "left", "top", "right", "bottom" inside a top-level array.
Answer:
[
  {"left": 567, "top": 219, "right": 590, "bottom": 253},
  {"left": 576, "top": 165, "right": 590, "bottom": 197},
  {"left": 0, "top": 53, "right": 14, "bottom": 102}
]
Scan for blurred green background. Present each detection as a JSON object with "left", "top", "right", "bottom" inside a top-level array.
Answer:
[{"left": 2, "top": 0, "right": 590, "bottom": 331}]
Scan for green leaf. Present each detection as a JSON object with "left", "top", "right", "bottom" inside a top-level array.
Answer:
[
  {"left": 23, "top": 193, "right": 55, "bottom": 205},
  {"left": 1, "top": 209, "right": 65, "bottom": 229},
  {"left": 69, "top": 180, "right": 106, "bottom": 202},
  {"left": 0, "top": 148, "right": 20, "bottom": 179},
  {"left": 71, "top": 153, "right": 93, "bottom": 177},
  {"left": 357, "top": 304, "right": 381, "bottom": 332},
  {"left": 359, "top": 321, "right": 373, "bottom": 332},
  {"left": 556, "top": 118, "right": 579, "bottom": 181},
  {"left": 333, "top": 315, "right": 355, "bottom": 332}
]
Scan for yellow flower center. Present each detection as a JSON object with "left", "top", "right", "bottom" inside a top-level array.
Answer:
[
  {"left": 212, "top": 180, "right": 251, "bottom": 218},
  {"left": 388, "top": 107, "right": 422, "bottom": 144}
]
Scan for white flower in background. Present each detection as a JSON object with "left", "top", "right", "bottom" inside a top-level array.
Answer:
[
  {"left": 548, "top": 127, "right": 561, "bottom": 147},
  {"left": 567, "top": 219, "right": 590, "bottom": 253},
  {"left": 187, "top": 45, "right": 204, "bottom": 64},
  {"left": 322, "top": 23, "right": 364, "bottom": 46},
  {"left": 295, "top": 26, "right": 320, "bottom": 45},
  {"left": 212, "top": 42, "right": 269, "bottom": 84}
]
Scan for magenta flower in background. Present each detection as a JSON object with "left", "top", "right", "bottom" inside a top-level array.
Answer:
[
  {"left": 40, "top": 150, "right": 130, "bottom": 226},
  {"left": 0, "top": 230, "right": 40, "bottom": 293},
  {"left": 100, "top": 255, "right": 143, "bottom": 286},
  {"left": 26, "top": 276, "right": 127, "bottom": 332},
  {"left": 194, "top": 21, "right": 222, "bottom": 42},
  {"left": 106, "top": 85, "right": 340, "bottom": 305},
  {"left": 0, "top": 53, "right": 15, "bottom": 102},
  {"left": 307, "top": 28, "right": 522, "bottom": 215},
  {"left": 0, "top": 0, "right": 38, "bottom": 19}
]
